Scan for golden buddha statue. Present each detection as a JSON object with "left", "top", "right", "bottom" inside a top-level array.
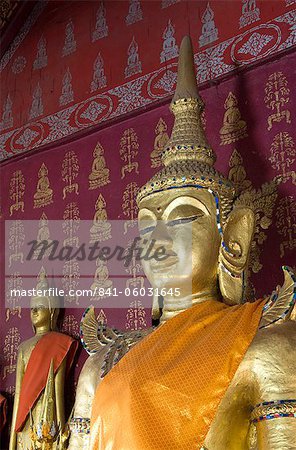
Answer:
[
  {"left": 220, "top": 91, "right": 248, "bottom": 145},
  {"left": 9, "top": 268, "right": 78, "bottom": 450},
  {"left": 69, "top": 37, "right": 296, "bottom": 450},
  {"left": 90, "top": 194, "right": 111, "bottom": 243},
  {"left": 33, "top": 163, "right": 53, "bottom": 208},
  {"left": 89, "top": 143, "right": 110, "bottom": 190}
]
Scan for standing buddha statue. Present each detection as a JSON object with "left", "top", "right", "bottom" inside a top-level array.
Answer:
[
  {"left": 71, "top": 36, "right": 296, "bottom": 450},
  {"left": 9, "top": 268, "right": 78, "bottom": 450}
]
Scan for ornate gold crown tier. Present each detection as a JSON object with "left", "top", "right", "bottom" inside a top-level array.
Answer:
[
  {"left": 162, "top": 98, "right": 216, "bottom": 168},
  {"left": 137, "top": 160, "right": 235, "bottom": 207}
]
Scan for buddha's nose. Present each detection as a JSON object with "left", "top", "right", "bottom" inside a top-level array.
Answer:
[{"left": 151, "top": 221, "right": 173, "bottom": 249}]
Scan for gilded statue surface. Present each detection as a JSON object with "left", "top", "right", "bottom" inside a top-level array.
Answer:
[
  {"left": 9, "top": 268, "right": 77, "bottom": 450},
  {"left": 69, "top": 37, "right": 296, "bottom": 450}
]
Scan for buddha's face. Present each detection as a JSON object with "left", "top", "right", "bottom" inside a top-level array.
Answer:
[
  {"left": 138, "top": 188, "right": 221, "bottom": 297},
  {"left": 30, "top": 296, "right": 51, "bottom": 329}
]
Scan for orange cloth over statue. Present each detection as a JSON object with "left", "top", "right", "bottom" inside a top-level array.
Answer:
[
  {"left": 90, "top": 299, "right": 265, "bottom": 450},
  {"left": 15, "top": 331, "right": 78, "bottom": 432}
]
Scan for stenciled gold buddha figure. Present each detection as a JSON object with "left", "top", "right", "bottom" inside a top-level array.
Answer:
[
  {"left": 33, "top": 212, "right": 52, "bottom": 259},
  {"left": 90, "top": 194, "right": 111, "bottom": 243},
  {"left": 33, "top": 163, "right": 53, "bottom": 208},
  {"left": 90, "top": 258, "right": 113, "bottom": 299},
  {"left": 220, "top": 91, "right": 248, "bottom": 145},
  {"left": 69, "top": 37, "right": 296, "bottom": 450},
  {"left": 9, "top": 268, "right": 77, "bottom": 450},
  {"left": 150, "top": 118, "right": 170, "bottom": 168},
  {"left": 89, "top": 143, "right": 110, "bottom": 190}
]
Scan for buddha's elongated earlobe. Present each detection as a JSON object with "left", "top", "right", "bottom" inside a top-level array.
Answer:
[{"left": 218, "top": 207, "right": 255, "bottom": 305}]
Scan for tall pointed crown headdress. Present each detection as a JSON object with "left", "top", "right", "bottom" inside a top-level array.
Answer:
[{"left": 137, "top": 36, "right": 235, "bottom": 223}]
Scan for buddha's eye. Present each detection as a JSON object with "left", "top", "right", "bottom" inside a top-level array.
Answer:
[{"left": 166, "top": 214, "right": 203, "bottom": 227}]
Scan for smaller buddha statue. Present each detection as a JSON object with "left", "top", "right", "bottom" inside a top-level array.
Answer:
[
  {"left": 220, "top": 91, "right": 248, "bottom": 145},
  {"left": 33, "top": 163, "right": 53, "bottom": 208},
  {"left": 150, "top": 118, "right": 170, "bottom": 168},
  {"left": 88, "top": 143, "right": 110, "bottom": 190},
  {"left": 90, "top": 258, "right": 113, "bottom": 299},
  {"left": 89, "top": 194, "right": 111, "bottom": 243},
  {"left": 9, "top": 268, "right": 78, "bottom": 450}
]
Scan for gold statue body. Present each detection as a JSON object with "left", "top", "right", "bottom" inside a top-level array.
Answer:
[
  {"left": 138, "top": 188, "right": 296, "bottom": 449},
  {"left": 9, "top": 269, "right": 77, "bottom": 450},
  {"left": 69, "top": 36, "right": 296, "bottom": 449}
]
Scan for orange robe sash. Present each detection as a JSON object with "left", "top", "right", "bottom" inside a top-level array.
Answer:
[
  {"left": 90, "top": 299, "right": 265, "bottom": 450},
  {"left": 15, "top": 331, "right": 78, "bottom": 432}
]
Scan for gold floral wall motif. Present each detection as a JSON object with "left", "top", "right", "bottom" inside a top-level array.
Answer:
[
  {"left": 6, "top": 272, "right": 22, "bottom": 321},
  {"left": 124, "top": 250, "right": 146, "bottom": 330},
  {"left": 125, "top": 300, "right": 147, "bottom": 330},
  {"left": 63, "top": 202, "right": 80, "bottom": 247},
  {"left": 122, "top": 182, "right": 139, "bottom": 234},
  {"left": 220, "top": 92, "right": 248, "bottom": 145},
  {"left": 228, "top": 148, "right": 252, "bottom": 195},
  {"left": 62, "top": 150, "right": 79, "bottom": 199},
  {"left": 4, "top": 386, "right": 15, "bottom": 395},
  {"left": 62, "top": 202, "right": 81, "bottom": 304},
  {"left": 150, "top": 118, "right": 169, "bottom": 168},
  {"left": 61, "top": 314, "right": 80, "bottom": 339},
  {"left": 89, "top": 142, "right": 110, "bottom": 189},
  {"left": 3, "top": 327, "right": 21, "bottom": 379},
  {"left": 276, "top": 196, "right": 296, "bottom": 257},
  {"left": 120, "top": 128, "right": 139, "bottom": 178},
  {"left": 33, "top": 163, "right": 53, "bottom": 208},
  {"left": 90, "top": 193, "right": 111, "bottom": 243},
  {"left": 264, "top": 72, "right": 291, "bottom": 131},
  {"left": 8, "top": 220, "right": 25, "bottom": 267},
  {"left": 269, "top": 131, "right": 295, "bottom": 183},
  {"left": 9, "top": 170, "right": 25, "bottom": 216}
]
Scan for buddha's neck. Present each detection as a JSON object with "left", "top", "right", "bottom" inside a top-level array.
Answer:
[
  {"left": 160, "top": 288, "right": 219, "bottom": 323},
  {"left": 35, "top": 324, "right": 51, "bottom": 335}
]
